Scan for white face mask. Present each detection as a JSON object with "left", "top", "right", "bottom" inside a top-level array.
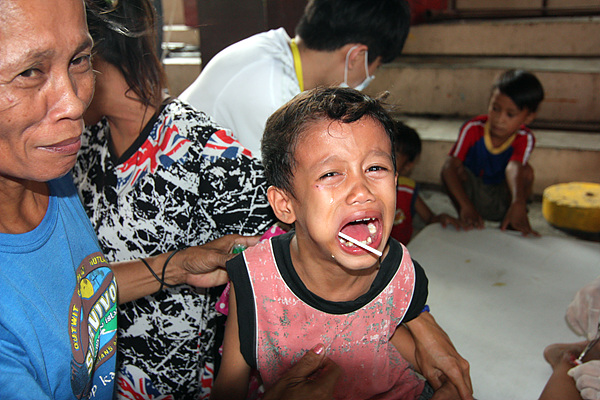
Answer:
[{"left": 340, "top": 45, "right": 375, "bottom": 91}]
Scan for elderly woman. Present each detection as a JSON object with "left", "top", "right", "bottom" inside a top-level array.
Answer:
[
  {"left": 72, "top": 0, "right": 276, "bottom": 398},
  {"left": 0, "top": 1, "right": 114, "bottom": 397},
  {"left": 1, "top": 0, "right": 473, "bottom": 398},
  {"left": 0, "top": 0, "right": 258, "bottom": 398}
]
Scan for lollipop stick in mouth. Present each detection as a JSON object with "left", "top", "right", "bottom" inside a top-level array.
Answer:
[{"left": 338, "top": 232, "right": 382, "bottom": 257}]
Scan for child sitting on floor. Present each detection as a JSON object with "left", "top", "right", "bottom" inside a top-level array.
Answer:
[
  {"left": 392, "top": 121, "right": 460, "bottom": 244},
  {"left": 211, "top": 87, "right": 461, "bottom": 400},
  {"left": 441, "top": 69, "right": 544, "bottom": 236}
]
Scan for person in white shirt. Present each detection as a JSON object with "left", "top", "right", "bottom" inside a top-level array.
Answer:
[{"left": 179, "top": 0, "right": 411, "bottom": 157}]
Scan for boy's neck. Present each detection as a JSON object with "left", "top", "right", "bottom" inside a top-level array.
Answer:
[{"left": 289, "top": 234, "right": 380, "bottom": 302}]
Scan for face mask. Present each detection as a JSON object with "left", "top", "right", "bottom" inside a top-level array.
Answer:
[{"left": 340, "top": 45, "right": 375, "bottom": 91}]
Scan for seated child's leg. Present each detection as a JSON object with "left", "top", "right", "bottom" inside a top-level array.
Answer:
[
  {"left": 539, "top": 342, "right": 587, "bottom": 400},
  {"left": 441, "top": 157, "right": 467, "bottom": 213},
  {"left": 463, "top": 168, "right": 510, "bottom": 222},
  {"left": 521, "top": 163, "right": 535, "bottom": 200}
]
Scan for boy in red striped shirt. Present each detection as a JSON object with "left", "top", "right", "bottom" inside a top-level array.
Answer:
[{"left": 441, "top": 69, "right": 544, "bottom": 236}]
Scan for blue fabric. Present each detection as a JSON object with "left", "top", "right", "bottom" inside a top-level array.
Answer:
[
  {"left": 463, "top": 136, "right": 514, "bottom": 185},
  {"left": 0, "top": 174, "right": 117, "bottom": 400}
]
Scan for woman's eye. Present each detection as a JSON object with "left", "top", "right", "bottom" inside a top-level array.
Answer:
[
  {"left": 71, "top": 54, "right": 91, "bottom": 69},
  {"left": 368, "top": 165, "right": 387, "bottom": 172},
  {"left": 19, "top": 68, "right": 41, "bottom": 78}
]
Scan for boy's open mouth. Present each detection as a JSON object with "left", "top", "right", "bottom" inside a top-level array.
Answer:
[{"left": 338, "top": 217, "right": 382, "bottom": 253}]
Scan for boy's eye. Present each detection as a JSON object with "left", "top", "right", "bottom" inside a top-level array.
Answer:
[
  {"left": 367, "top": 165, "right": 388, "bottom": 172},
  {"left": 319, "top": 171, "right": 339, "bottom": 179}
]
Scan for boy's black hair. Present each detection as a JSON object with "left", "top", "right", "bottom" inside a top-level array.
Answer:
[
  {"left": 262, "top": 87, "right": 397, "bottom": 197},
  {"left": 295, "top": 0, "right": 411, "bottom": 64},
  {"left": 493, "top": 69, "right": 545, "bottom": 112},
  {"left": 393, "top": 121, "right": 422, "bottom": 163},
  {"left": 85, "top": 0, "right": 167, "bottom": 108}
]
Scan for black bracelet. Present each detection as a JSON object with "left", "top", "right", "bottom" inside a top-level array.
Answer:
[
  {"left": 160, "top": 248, "right": 183, "bottom": 291},
  {"left": 140, "top": 249, "right": 183, "bottom": 293}
]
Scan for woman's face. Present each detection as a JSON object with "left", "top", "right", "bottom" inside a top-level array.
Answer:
[{"left": 0, "top": 0, "right": 94, "bottom": 183}]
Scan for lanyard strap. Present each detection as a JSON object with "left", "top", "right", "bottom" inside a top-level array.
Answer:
[{"left": 290, "top": 39, "right": 304, "bottom": 92}]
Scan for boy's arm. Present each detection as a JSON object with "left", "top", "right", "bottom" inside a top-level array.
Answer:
[
  {"left": 441, "top": 156, "right": 483, "bottom": 230},
  {"left": 415, "top": 196, "right": 461, "bottom": 230},
  {"left": 210, "top": 285, "right": 251, "bottom": 400},
  {"left": 390, "top": 325, "right": 418, "bottom": 367},
  {"left": 501, "top": 160, "right": 539, "bottom": 236}
]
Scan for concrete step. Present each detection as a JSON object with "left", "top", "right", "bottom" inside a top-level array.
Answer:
[
  {"left": 365, "top": 56, "right": 600, "bottom": 126},
  {"left": 404, "top": 17, "right": 600, "bottom": 57},
  {"left": 163, "top": 24, "right": 199, "bottom": 47},
  {"left": 163, "top": 55, "right": 201, "bottom": 97},
  {"left": 397, "top": 116, "right": 600, "bottom": 195}
]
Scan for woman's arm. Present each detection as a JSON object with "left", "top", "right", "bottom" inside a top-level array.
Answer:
[
  {"left": 405, "top": 312, "right": 474, "bottom": 400},
  {"left": 111, "top": 234, "right": 258, "bottom": 304},
  {"left": 210, "top": 285, "right": 252, "bottom": 400}
]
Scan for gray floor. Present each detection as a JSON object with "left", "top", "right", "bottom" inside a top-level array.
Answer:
[{"left": 414, "top": 186, "right": 578, "bottom": 239}]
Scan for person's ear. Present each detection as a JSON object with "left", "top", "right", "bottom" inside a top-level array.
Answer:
[
  {"left": 524, "top": 111, "right": 537, "bottom": 126},
  {"left": 342, "top": 43, "right": 368, "bottom": 70},
  {"left": 267, "top": 186, "right": 297, "bottom": 225}
]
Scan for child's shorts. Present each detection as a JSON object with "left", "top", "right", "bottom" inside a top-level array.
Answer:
[{"left": 463, "top": 168, "right": 510, "bottom": 222}]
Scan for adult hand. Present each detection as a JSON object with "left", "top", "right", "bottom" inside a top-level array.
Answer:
[
  {"left": 566, "top": 277, "right": 600, "bottom": 340},
  {"left": 262, "top": 344, "right": 342, "bottom": 400},
  {"left": 568, "top": 360, "right": 600, "bottom": 400},
  {"left": 501, "top": 202, "right": 539, "bottom": 236},
  {"left": 431, "top": 375, "right": 462, "bottom": 400},
  {"left": 459, "top": 204, "right": 483, "bottom": 231},
  {"left": 406, "top": 312, "right": 474, "bottom": 400},
  {"left": 177, "top": 234, "right": 260, "bottom": 288}
]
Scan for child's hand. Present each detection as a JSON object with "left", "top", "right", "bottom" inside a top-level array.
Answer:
[
  {"left": 459, "top": 205, "right": 484, "bottom": 230},
  {"left": 431, "top": 213, "right": 461, "bottom": 230},
  {"left": 501, "top": 202, "right": 539, "bottom": 236}
]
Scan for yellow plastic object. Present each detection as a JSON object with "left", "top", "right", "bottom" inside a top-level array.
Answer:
[{"left": 542, "top": 182, "right": 600, "bottom": 233}]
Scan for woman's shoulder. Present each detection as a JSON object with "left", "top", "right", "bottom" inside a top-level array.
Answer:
[
  {"left": 162, "top": 99, "right": 220, "bottom": 132},
  {"left": 81, "top": 117, "right": 110, "bottom": 147}
]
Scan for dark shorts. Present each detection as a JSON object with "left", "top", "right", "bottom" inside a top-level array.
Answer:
[
  {"left": 418, "top": 381, "right": 435, "bottom": 400},
  {"left": 463, "top": 168, "right": 511, "bottom": 222}
]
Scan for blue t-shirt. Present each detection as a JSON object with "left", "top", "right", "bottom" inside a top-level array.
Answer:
[{"left": 0, "top": 174, "right": 117, "bottom": 399}]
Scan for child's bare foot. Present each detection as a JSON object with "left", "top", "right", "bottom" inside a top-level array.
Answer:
[{"left": 543, "top": 342, "right": 587, "bottom": 367}]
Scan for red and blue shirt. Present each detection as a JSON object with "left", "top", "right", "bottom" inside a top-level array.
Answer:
[{"left": 449, "top": 115, "right": 535, "bottom": 185}]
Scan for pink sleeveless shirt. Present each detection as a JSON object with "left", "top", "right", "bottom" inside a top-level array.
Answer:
[{"left": 240, "top": 238, "right": 425, "bottom": 400}]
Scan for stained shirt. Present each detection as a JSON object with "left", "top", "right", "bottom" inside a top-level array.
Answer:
[{"left": 228, "top": 232, "right": 428, "bottom": 400}]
